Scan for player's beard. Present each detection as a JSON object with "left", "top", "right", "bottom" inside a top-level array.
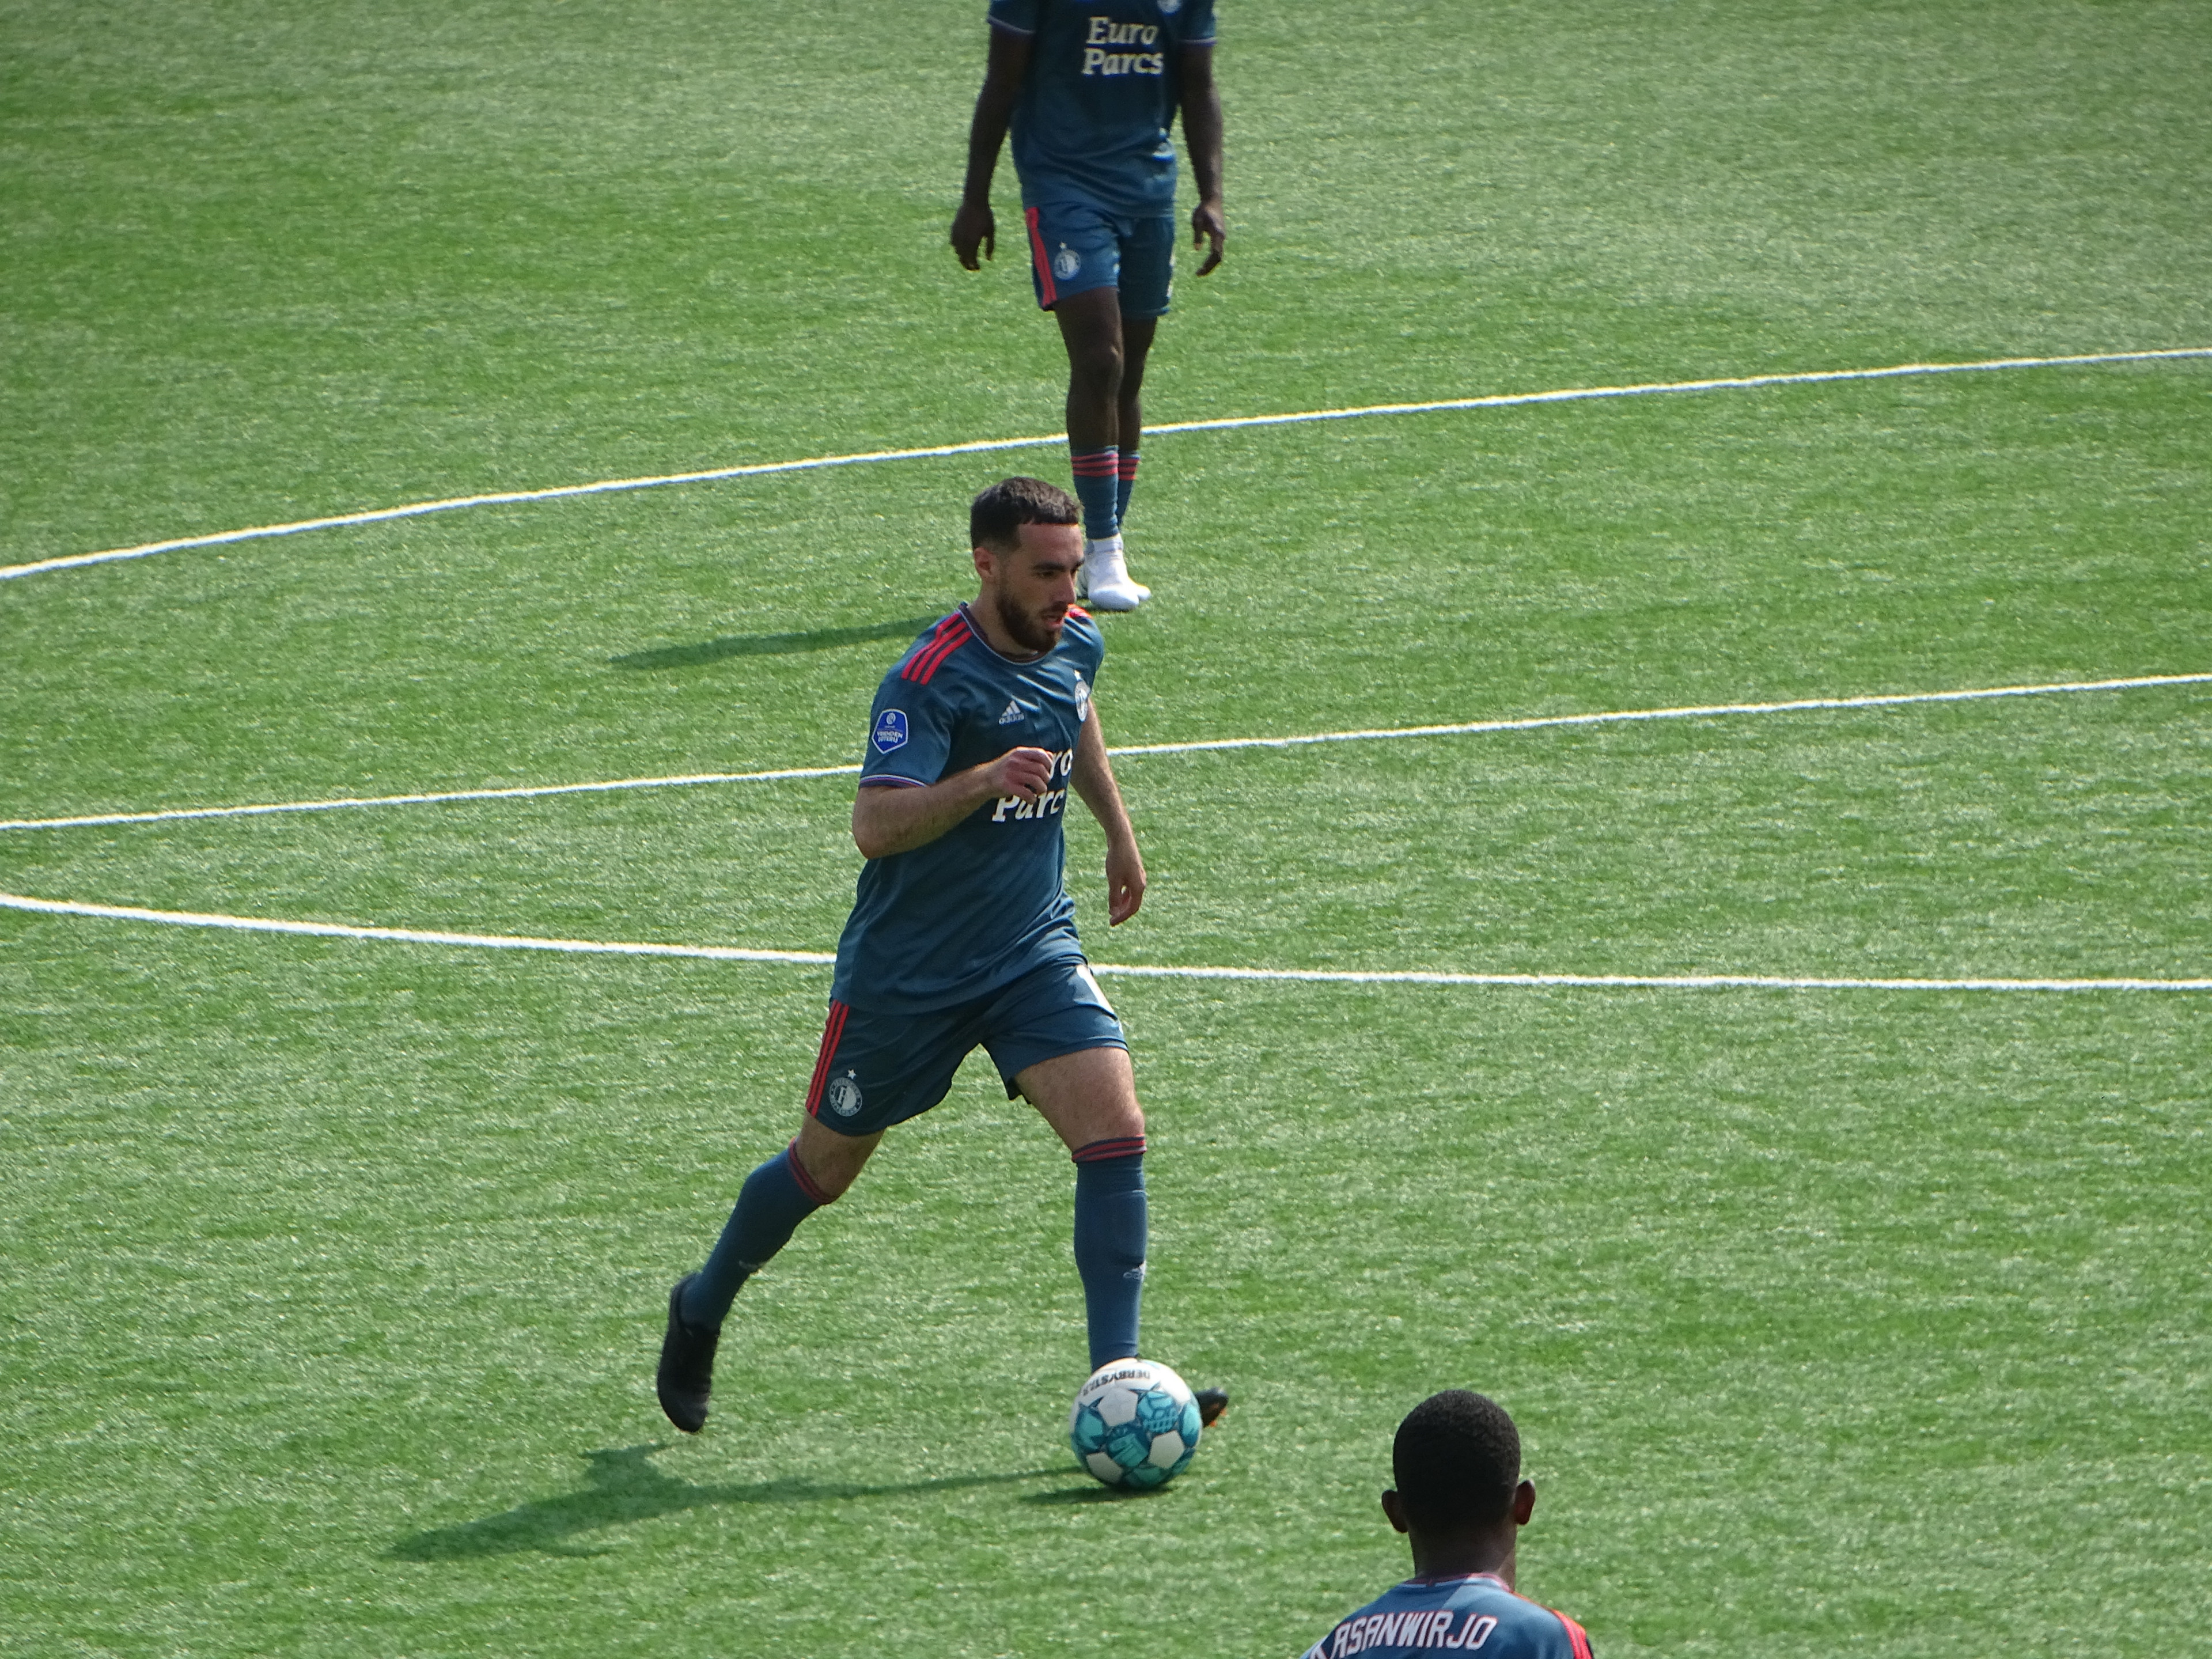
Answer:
[{"left": 995, "top": 589, "right": 1064, "bottom": 656}]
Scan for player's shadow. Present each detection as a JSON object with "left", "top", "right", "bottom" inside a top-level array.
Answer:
[
  {"left": 610, "top": 615, "right": 940, "bottom": 672},
  {"left": 389, "top": 1444, "right": 1076, "bottom": 1560}
]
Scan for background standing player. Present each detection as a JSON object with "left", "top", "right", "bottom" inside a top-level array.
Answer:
[
  {"left": 657, "top": 477, "right": 1224, "bottom": 1435},
  {"left": 1297, "top": 1391, "right": 1594, "bottom": 1659},
  {"left": 950, "top": 0, "right": 1226, "bottom": 612}
]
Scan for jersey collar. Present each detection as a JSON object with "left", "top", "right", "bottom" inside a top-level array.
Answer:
[{"left": 959, "top": 600, "right": 1056, "bottom": 665}]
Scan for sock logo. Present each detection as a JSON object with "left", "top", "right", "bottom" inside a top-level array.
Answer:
[
  {"left": 1123, "top": 1262, "right": 1148, "bottom": 1282},
  {"left": 825, "top": 1071, "right": 863, "bottom": 1118}
]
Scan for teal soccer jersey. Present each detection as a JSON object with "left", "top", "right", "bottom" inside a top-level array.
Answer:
[
  {"left": 986, "top": 0, "right": 1219, "bottom": 214},
  {"left": 832, "top": 605, "right": 1108, "bottom": 1014},
  {"left": 1298, "top": 1574, "right": 1594, "bottom": 1659}
]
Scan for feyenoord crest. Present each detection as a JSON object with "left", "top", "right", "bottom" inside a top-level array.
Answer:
[
  {"left": 825, "top": 1071, "right": 863, "bottom": 1118},
  {"left": 1052, "top": 244, "right": 1082, "bottom": 281},
  {"left": 1073, "top": 676, "right": 1092, "bottom": 724},
  {"left": 1158, "top": 0, "right": 1182, "bottom": 12}
]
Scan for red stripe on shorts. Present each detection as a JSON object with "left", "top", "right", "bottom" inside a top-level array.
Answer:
[
  {"left": 1025, "top": 206, "right": 1057, "bottom": 307},
  {"left": 804, "top": 1000, "right": 850, "bottom": 1116}
]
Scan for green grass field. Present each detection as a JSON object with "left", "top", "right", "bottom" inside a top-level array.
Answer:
[{"left": 4, "top": 1, "right": 2209, "bottom": 1654}]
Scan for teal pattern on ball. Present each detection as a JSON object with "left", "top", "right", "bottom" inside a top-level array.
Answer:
[
  {"left": 1104, "top": 1422, "right": 1150, "bottom": 1470},
  {"left": 1071, "top": 1404, "right": 1109, "bottom": 1458},
  {"left": 1135, "top": 1388, "right": 1184, "bottom": 1438}
]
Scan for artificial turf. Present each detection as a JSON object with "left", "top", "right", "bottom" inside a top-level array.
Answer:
[{"left": 3, "top": 1, "right": 2209, "bottom": 1654}]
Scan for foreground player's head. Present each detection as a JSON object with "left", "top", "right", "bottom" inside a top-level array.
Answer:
[
  {"left": 970, "top": 476, "right": 1084, "bottom": 656},
  {"left": 1381, "top": 1390, "right": 1539, "bottom": 1586}
]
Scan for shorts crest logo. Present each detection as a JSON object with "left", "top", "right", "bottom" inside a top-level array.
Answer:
[
  {"left": 872, "top": 710, "right": 910, "bottom": 753},
  {"left": 1052, "top": 244, "right": 1082, "bottom": 281},
  {"left": 826, "top": 1072, "right": 863, "bottom": 1118}
]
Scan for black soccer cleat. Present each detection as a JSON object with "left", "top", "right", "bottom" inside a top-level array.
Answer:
[
  {"left": 1195, "top": 1387, "right": 1229, "bottom": 1428},
  {"left": 656, "top": 1274, "right": 720, "bottom": 1434}
]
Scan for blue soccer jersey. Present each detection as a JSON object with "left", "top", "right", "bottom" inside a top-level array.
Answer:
[
  {"left": 1299, "top": 1574, "right": 1594, "bottom": 1659},
  {"left": 832, "top": 604, "right": 1108, "bottom": 1014},
  {"left": 986, "top": 0, "right": 1219, "bottom": 215}
]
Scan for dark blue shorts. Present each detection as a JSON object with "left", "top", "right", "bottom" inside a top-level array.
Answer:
[
  {"left": 804, "top": 959, "right": 1127, "bottom": 1138},
  {"left": 1023, "top": 201, "right": 1176, "bottom": 317}
]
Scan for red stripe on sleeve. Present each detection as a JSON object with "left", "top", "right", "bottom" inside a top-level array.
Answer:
[
  {"left": 898, "top": 613, "right": 961, "bottom": 675},
  {"left": 903, "top": 620, "right": 972, "bottom": 684},
  {"left": 1550, "top": 1609, "right": 1594, "bottom": 1659}
]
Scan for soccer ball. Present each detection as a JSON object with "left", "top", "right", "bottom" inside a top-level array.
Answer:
[{"left": 1069, "top": 1358, "right": 1203, "bottom": 1490}]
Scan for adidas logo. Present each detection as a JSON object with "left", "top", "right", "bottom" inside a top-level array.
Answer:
[{"left": 997, "top": 699, "right": 1028, "bottom": 725}]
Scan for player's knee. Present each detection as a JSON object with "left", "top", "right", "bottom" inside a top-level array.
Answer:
[
  {"left": 792, "top": 1126, "right": 875, "bottom": 1201},
  {"left": 1068, "top": 335, "right": 1124, "bottom": 395},
  {"left": 1082, "top": 1095, "right": 1143, "bottom": 1145}
]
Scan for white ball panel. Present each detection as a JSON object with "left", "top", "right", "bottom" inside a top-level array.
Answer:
[{"left": 1096, "top": 1386, "right": 1141, "bottom": 1427}]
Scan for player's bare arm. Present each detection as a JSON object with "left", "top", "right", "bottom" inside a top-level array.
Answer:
[
  {"left": 1181, "top": 43, "right": 1226, "bottom": 275},
  {"left": 952, "top": 25, "right": 1033, "bottom": 269},
  {"left": 851, "top": 745, "right": 1054, "bottom": 861},
  {"left": 1070, "top": 702, "right": 1146, "bottom": 925}
]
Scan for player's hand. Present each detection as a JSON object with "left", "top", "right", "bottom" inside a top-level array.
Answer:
[
  {"left": 1190, "top": 199, "right": 1225, "bottom": 276},
  {"left": 1104, "top": 840, "right": 1146, "bottom": 925},
  {"left": 985, "top": 745, "right": 1054, "bottom": 801},
  {"left": 951, "top": 200, "right": 997, "bottom": 270}
]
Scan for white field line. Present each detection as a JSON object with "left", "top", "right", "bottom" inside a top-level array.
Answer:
[
  {"left": 5, "top": 670, "right": 2206, "bottom": 834},
  {"left": 0, "top": 891, "right": 834, "bottom": 966},
  {"left": 6, "top": 347, "right": 2208, "bottom": 583},
  {"left": 0, "top": 763, "right": 868, "bottom": 833},
  {"left": 1, "top": 890, "right": 2203, "bottom": 991}
]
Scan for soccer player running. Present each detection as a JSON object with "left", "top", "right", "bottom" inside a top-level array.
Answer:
[
  {"left": 657, "top": 478, "right": 1224, "bottom": 1436},
  {"left": 950, "top": 0, "right": 1226, "bottom": 612},
  {"left": 1298, "top": 1392, "right": 1596, "bottom": 1659}
]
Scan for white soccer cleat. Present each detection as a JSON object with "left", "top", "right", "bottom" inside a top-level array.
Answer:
[{"left": 1082, "top": 535, "right": 1150, "bottom": 612}]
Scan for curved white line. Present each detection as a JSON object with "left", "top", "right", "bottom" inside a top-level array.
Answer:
[
  {"left": 6, "top": 669, "right": 2205, "bottom": 834},
  {"left": 6, "top": 347, "right": 2207, "bottom": 582},
  {"left": 1091, "top": 963, "right": 2212, "bottom": 993},
  {"left": 0, "top": 763, "right": 866, "bottom": 832},
  {"left": 0, "top": 891, "right": 835, "bottom": 965},
  {"left": 1, "top": 891, "right": 2202, "bottom": 991}
]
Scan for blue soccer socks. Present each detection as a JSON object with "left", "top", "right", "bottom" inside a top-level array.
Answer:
[
  {"left": 1072, "top": 1137, "right": 1148, "bottom": 1371},
  {"left": 1069, "top": 446, "right": 1121, "bottom": 541},
  {"left": 684, "top": 1140, "right": 831, "bottom": 1331},
  {"left": 684, "top": 1134, "right": 1149, "bottom": 1372},
  {"left": 1115, "top": 450, "right": 1140, "bottom": 527}
]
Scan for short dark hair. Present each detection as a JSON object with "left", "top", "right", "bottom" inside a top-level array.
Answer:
[
  {"left": 971, "top": 476, "right": 1080, "bottom": 551},
  {"left": 1392, "top": 1390, "right": 1521, "bottom": 1530}
]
